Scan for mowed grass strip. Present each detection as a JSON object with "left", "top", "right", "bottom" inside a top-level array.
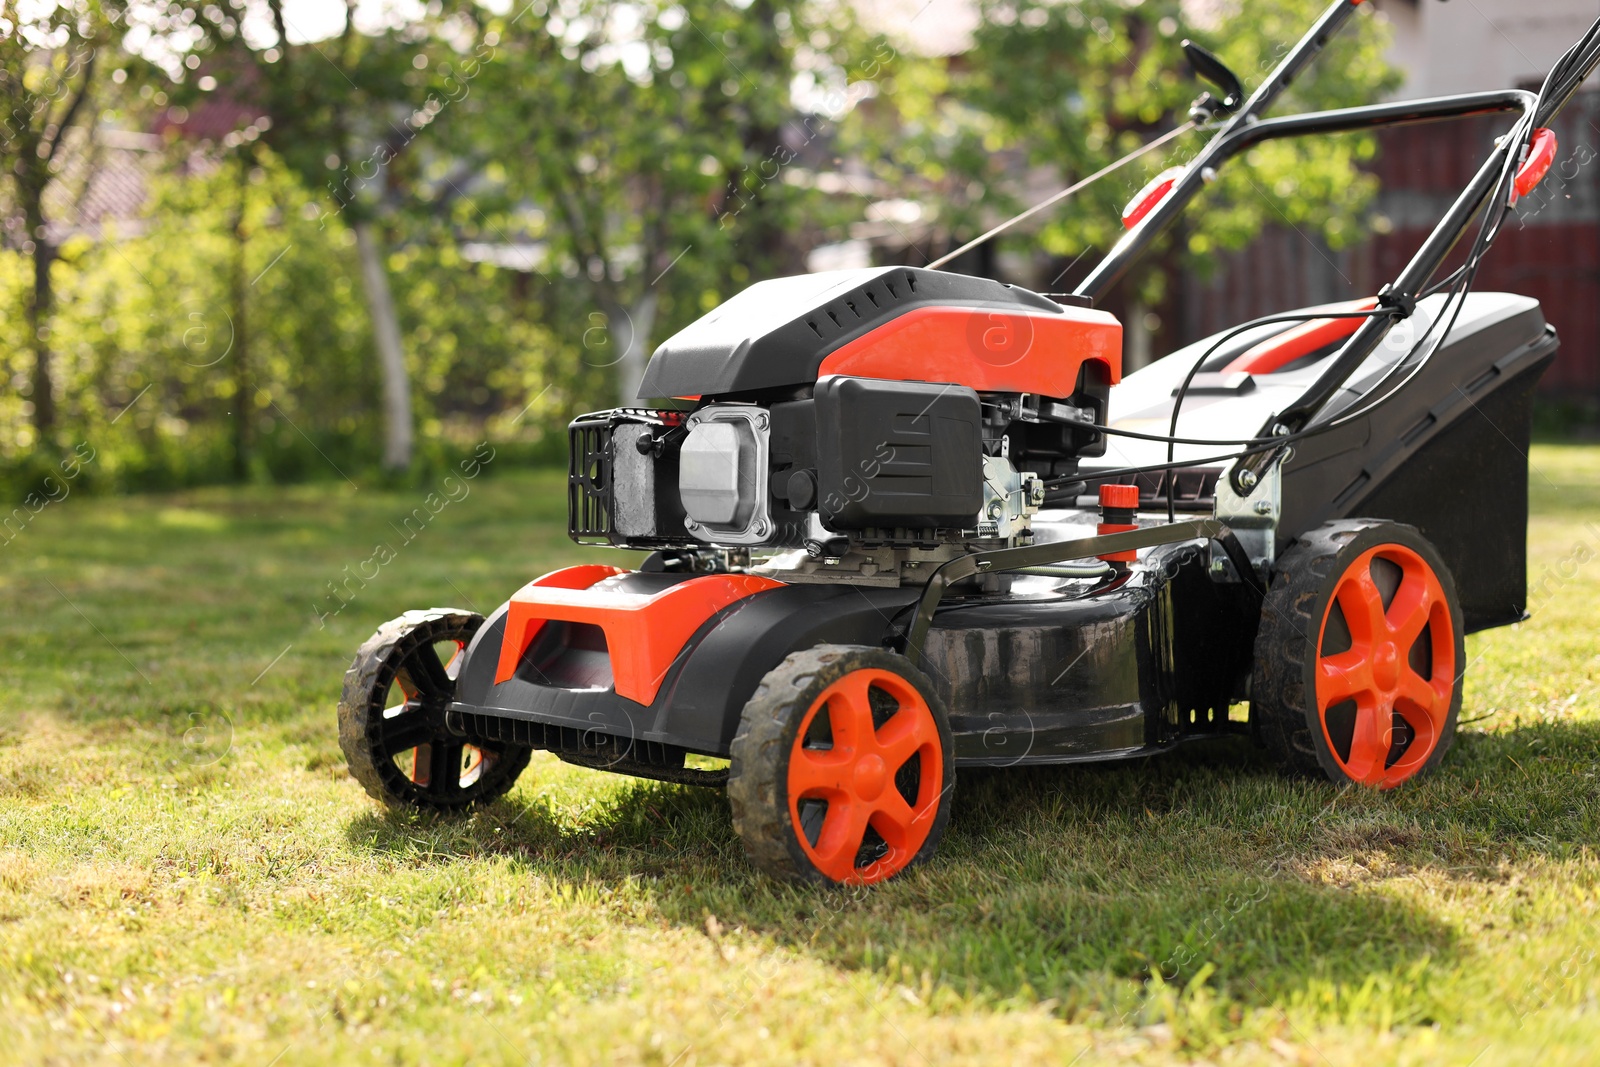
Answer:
[{"left": 1, "top": 448, "right": 1596, "bottom": 1066}]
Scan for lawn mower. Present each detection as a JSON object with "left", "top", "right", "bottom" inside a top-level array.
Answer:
[{"left": 338, "top": 0, "right": 1600, "bottom": 885}]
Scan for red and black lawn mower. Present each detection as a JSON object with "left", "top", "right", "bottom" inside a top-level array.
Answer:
[{"left": 339, "top": 0, "right": 1600, "bottom": 886}]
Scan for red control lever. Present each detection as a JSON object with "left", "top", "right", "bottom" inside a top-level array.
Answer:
[
  {"left": 1121, "top": 168, "right": 1185, "bottom": 229},
  {"left": 1511, "top": 127, "right": 1558, "bottom": 204}
]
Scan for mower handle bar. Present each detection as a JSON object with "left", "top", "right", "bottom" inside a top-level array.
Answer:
[
  {"left": 1071, "top": 0, "right": 1600, "bottom": 496},
  {"left": 1073, "top": 0, "right": 1365, "bottom": 301}
]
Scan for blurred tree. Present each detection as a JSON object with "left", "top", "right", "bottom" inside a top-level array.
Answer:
[
  {"left": 161, "top": 0, "right": 441, "bottom": 471},
  {"left": 5, "top": 0, "right": 1398, "bottom": 498},
  {"left": 861, "top": 0, "right": 1399, "bottom": 304},
  {"left": 0, "top": 0, "right": 126, "bottom": 444},
  {"left": 447, "top": 0, "right": 873, "bottom": 403},
  {"left": 19, "top": 146, "right": 563, "bottom": 495}
]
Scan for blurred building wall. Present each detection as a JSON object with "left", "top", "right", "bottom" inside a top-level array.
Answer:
[{"left": 1379, "top": 0, "right": 1599, "bottom": 97}]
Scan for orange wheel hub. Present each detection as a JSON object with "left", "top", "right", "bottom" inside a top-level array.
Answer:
[
  {"left": 1314, "top": 544, "right": 1455, "bottom": 789},
  {"left": 787, "top": 668, "right": 944, "bottom": 884}
]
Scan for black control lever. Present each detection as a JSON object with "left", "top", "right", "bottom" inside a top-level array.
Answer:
[{"left": 1182, "top": 39, "right": 1245, "bottom": 123}]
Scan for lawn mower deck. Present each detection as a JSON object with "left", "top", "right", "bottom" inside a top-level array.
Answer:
[{"left": 338, "top": 0, "right": 1600, "bottom": 885}]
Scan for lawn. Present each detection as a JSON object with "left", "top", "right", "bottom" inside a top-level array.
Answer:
[{"left": 2, "top": 446, "right": 1597, "bottom": 1066}]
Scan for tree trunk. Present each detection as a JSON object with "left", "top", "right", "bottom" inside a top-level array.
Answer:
[
  {"left": 610, "top": 291, "right": 658, "bottom": 406},
  {"left": 26, "top": 220, "right": 56, "bottom": 439},
  {"left": 354, "top": 221, "right": 412, "bottom": 471},
  {"left": 230, "top": 154, "right": 251, "bottom": 480}
]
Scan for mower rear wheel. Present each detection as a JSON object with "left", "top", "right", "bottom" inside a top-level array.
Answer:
[
  {"left": 1252, "top": 520, "right": 1464, "bottom": 789},
  {"left": 727, "top": 645, "right": 954, "bottom": 886},
  {"left": 338, "top": 609, "right": 532, "bottom": 810}
]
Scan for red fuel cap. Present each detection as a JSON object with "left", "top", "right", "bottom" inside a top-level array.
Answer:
[{"left": 1098, "top": 483, "right": 1140, "bottom": 509}]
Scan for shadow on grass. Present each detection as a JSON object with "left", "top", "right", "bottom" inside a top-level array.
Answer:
[{"left": 342, "top": 719, "right": 1599, "bottom": 1021}]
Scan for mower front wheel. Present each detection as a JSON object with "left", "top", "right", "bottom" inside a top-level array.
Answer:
[
  {"left": 727, "top": 645, "right": 955, "bottom": 886},
  {"left": 338, "top": 609, "right": 532, "bottom": 811}
]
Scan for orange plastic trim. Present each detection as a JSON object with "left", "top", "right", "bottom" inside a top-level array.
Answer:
[
  {"left": 494, "top": 569, "right": 784, "bottom": 704},
  {"left": 1222, "top": 298, "right": 1378, "bottom": 375},
  {"left": 492, "top": 564, "right": 625, "bottom": 685},
  {"left": 816, "top": 305, "right": 1122, "bottom": 396},
  {"left": 1511, "top": 127, "right": 1558, "bottom": 203},
  {"left": 1122, "top": 167, "right": 1185, "bottom": 229}
]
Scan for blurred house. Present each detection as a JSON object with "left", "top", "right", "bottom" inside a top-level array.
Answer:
[
  {"left": 29, "top": 128, "right": 163, "bottom": 246},
  {"left": 1380, "top": 0, "right": 1598, "bottom": 97}
]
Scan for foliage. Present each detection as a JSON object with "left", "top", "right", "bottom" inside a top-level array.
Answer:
[
  {"left": 0, "top": 151, "right": 575, "bottom": 499},
  {"left": 866, "top": 0, "right": 1400, "bottom": 300},
  {"left": 439, "top": 0, "right": 876, "bottom": 401},
  {"left": 0, "top": 0, "right": 128, "bottom": 439},
  {"left": 0, "top": 0, "right": 1406, "bottom": 496},
  {"left": 1, "top": 0, "right": 888, "bottom": 491}
]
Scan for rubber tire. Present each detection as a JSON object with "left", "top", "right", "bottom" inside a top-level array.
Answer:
[
  {"left": 338, "top": 608, "right": 532, "bottom": 811},
  {"left": 1252, "top": 520, "right": 1464, "bottom": 787},
  {"left": 726, "top": 644, "right": 956, "bottom": 885}
]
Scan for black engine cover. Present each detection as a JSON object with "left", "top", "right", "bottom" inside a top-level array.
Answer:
[{"left": 815, "top": 377, "right": 983, "bottom": 531}]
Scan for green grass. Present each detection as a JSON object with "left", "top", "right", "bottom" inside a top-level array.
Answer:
[{"left": 2, "top": 449, "right": 1598, "bottom": 1065}]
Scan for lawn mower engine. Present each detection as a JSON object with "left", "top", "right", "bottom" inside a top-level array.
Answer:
[{"left": 567, "top": 266, "right": 1122, "bottom": 576}]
